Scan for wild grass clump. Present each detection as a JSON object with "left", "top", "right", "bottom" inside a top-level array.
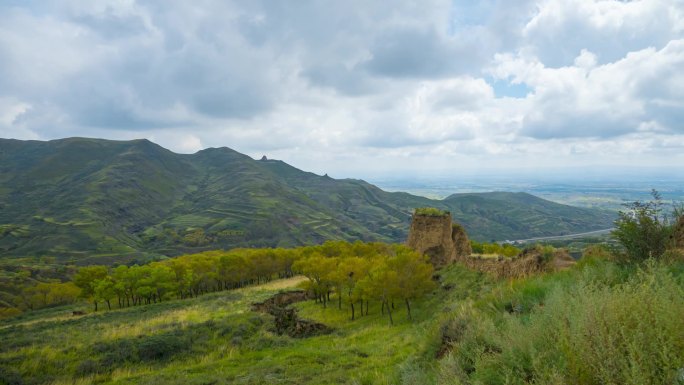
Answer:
[
  {"left": 414, "top": 207, "right": 450, "bottom": 217},
  {"left": 438, "top": 260, "right": 684, "bottom": 384}
]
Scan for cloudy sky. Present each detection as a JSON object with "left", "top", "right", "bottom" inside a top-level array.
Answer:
[{"left": 1, "top": 0, "right": 683, "bottom": 178}]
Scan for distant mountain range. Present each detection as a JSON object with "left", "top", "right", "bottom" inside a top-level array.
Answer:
[{"left": 0, "top": 138, "right": 615, "bottom": 264}]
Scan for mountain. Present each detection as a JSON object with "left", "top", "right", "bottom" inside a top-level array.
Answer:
[{"left": 0, "top": 138, "right": 615, "bottom": 263}]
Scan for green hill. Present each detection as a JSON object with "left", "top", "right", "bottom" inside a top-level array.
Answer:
[{"left": 0, "top": 138, "right": 614, "bottom": 262}]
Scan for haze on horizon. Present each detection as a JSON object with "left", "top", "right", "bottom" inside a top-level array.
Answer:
[{"left": 1, "top": 1, "right": 683, "bottom": 179}]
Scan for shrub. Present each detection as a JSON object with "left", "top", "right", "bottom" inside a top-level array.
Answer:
[
  {"left": 414, "top": 207, "right": 450, "bottom": 217},
  {"left": 439, "top": 261, "right": 684, "bottom": 384},
  {"left": 75, "top": 359, "right": 100, "bottom": 376},
  {"left": 137, "top": 333, "right": 187, "bottom": 362},
  {"left": 95, "top": 339, "right": 137, "bottom": 367},
  {"left": 0, "top": 366, "right": 23, "bottom": 385},
  {"left": 611, "top": 190, "right": 676, "bottom": 261}
]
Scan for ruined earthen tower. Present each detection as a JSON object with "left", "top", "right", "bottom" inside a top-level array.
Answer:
[{"left": 406, "top": 209, "right": 471, "bottom": 268}]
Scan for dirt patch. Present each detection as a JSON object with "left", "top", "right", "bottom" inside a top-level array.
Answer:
[{"left": 251, "top": 290, "right": 332, "bottom": 338}]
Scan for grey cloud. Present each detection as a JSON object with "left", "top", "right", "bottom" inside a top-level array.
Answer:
[
  {"left": 71, "top": 11, "right": 148, "bottom": 40},
  {"left": 1, "top": 0, "right": 683, "bottom": 173},
  {"left": 644, "top": 102, "right": 684, "bottom": 133},
  {"left": 362, "top": 26, "right": 481, "bottom": 78},
  {"left": 0, "top": 0, "right": 280, "bottom": 133},
  {"left": 520, "top": 110, "right": 638, "bottom": 139},
  {"left": 301, "top": 64, "right": 376, "bottom": 96}
]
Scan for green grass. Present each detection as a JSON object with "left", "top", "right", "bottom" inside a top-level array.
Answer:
[
  {"left": 2, "top": 257, "right": 683, "bottom": 384},
  {"left": 0, "top": 265, "right": 486, "bottom": 385},
  {"left": 436, "top": 259, "right": 684, "bottom": 385},
  {"left": 414, "top": 207, "right": 450, "bottom": 217}
]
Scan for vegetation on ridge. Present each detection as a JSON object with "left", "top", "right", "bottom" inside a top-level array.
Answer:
[
  {"left": 0, "top": 138, "right": 615, "bottom": 262},
  {"left": 414, "top": 207, "right": 450, "bottom": 217}
]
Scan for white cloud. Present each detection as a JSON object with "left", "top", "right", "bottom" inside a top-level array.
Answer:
[{"left": 0, "top": 0, "right": 683, "bottom": 177}]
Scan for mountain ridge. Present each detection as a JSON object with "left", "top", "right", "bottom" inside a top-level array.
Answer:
[{"left": 0, "top": 137, "right": 615, "bottom": 263}]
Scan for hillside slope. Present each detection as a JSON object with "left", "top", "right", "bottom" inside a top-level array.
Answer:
[{"left": 0, "top": 138, "right": 614, "bottom": 262}]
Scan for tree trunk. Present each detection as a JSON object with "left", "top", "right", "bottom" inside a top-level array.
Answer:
[
  {"left": 405, "top": 298, "right": 412, "bottom": 320},
  {"left": 106, "top": 300, "right": 111, "bottom": 310},
  {"left": 385, "top": 300, "right": 393, "bottom": 326},
  {"left": 338, "top": 293, "right": 342, "bottom": 310},
  {"left": 351, "top": 302, "right": 355, "bottom": 321},
  {"left": 94, "top": 300, "right": 98, "bottom": 312}
]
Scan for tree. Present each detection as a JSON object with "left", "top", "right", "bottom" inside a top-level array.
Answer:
[
  {"left": 149, "top": 263, "right": 178, "bottom": 301},
  {"left": 612, "top": 190, "right": 674, "bottom": 261},
  {"left": 93, "top": 278, "right": 116, "bottom": 310},
  {"left": 330, "top": 256, "right": 370, "bottom": 318},
  {"left": 47, "top": 282, "right": 80, "bottom": 305},
  {"left": 293, "top": 254, "right": 337, "bottom": 307},
  {"left": 73, "top": 266, "right": 108, "bottom": 311},
  {"left": 387, "top": 247, "right": 435, "bottom": 320},
  {"left": 360, "top": 257, "right": 400, "bottom": 325}
]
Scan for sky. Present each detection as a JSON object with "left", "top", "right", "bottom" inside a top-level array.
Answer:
[{"left": 1, "top": 0, "right": 683, "bottom": 178}]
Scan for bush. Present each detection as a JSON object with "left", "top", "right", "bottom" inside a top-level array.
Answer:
[
  {"left": 137, "top": 333, "right": 187, "bottom": 362},
  {"left": 95, "top": 339, "right": 137, "bottom": 367},
  {"left": 0, "top": 366, "right": 23, "bottom": 385},
  {"left": 439, "top": 261, "right": 684, "bottom": 384},
  {"left": 75, "top": 359, "right": 100, "bottom": 376},
  {"left": 612, "top": 190, "right": 675, "bottom": 261},
  {"left": 414, "top": 207, "right": 450, "bottom": 217}
]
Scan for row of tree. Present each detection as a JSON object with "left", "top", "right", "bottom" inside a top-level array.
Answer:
[
  {"left": 8, "top": 240, "right": 438, "bottom": 325},
  {"left": 70, "top": 241, "right": 433, "bottom": 314},
  {"left": 72, "top": 247, "right": 303, "bottom": 311},
  {"left": 293, "top": 243, "right": 435, "bottom": 325}
]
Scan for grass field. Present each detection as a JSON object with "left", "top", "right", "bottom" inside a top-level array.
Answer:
[
  {"left": 2, "top": 258, "right": 682, "bottom": 385},
  {"left": 0, "top": 263, "right": 492, "bottom": 385}
]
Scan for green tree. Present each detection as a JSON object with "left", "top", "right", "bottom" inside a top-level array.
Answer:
[
  {"left": 47, "top": 282, "right": 80, "bottom": 306},
  {"left": 360, "top": 257, "right": 400, "bottom": 325},
  {"left": 336, "top": 256, "right": 371, "bottom": 320},
  {"left": 73, "top": 266, "right": 108, "bottom": 311},
  {"left": 612, "top": 190, "right": 674, "bottom": 261},
  {"left": 93, "top": 277, "right": 116, "bottom": 310},
  {"left": 388, "top": 247, "right": 435, "bottom": 320}
]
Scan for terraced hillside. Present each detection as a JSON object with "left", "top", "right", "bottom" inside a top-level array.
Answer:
[{"left": 0, "top": 138, "right": 614, "bottom": 262}]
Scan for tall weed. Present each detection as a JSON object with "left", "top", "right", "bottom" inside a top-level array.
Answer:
[{"left": 439, "top": 261, "right": 684, "bottom": 384}]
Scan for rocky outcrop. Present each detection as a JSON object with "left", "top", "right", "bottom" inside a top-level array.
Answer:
[
  {"left": 251, "top": 290, "right": 332, "bottom": 338},
  {"left": 452, "top": 223, "right": 472, "bottom": 259},
  {"left": 407, "top": 210, "right": 472, "bottom": 268},
  {"left": 407, "top": 211, "right": 458, "bottom": 267}
]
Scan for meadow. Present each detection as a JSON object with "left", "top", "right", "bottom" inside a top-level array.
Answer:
[{"left": 2, "top": 250, "right": 683, "bottom": 385}]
